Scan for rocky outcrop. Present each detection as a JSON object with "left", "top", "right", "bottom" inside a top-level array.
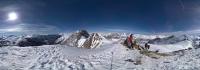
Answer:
[
  {"left": 148, "top": 35, "right": 191, "bottom": 44},
  {"left": 81, "top": 33, "right": 103, "bottom": 48},
  {"left": 58, "top": 30, "right": 90, "bottom": 47},
  {"left": 58, "top": 30, "right": 103, "bottom": 49},
  {"left": 16, "top": 34, "right": 61, "bottom": 47},
  {"left": 103, "top": 33, "right": 128, "bottom": 40}
]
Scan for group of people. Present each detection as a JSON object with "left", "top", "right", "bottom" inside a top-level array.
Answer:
[{"left": 124, "top": 34, "right": 150, "bottom": 50}]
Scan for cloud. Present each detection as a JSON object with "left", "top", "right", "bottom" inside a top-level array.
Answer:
[
  {"left": 0, "top": 28, "right": 22, "bottom": 32},
  {"left": 1, "top": 5, "right": 19, "bottom": 12},
  {"left": 0, "top": 23, "right": 61, "bottom": 34},
  {"left": 19, "top": 23, "right": 61, "bottom": 34},
  {"left": 104, "top": 28, "right": 131, "bottom": 32},
  {"left": 0, "top": 0, "right": 46, "bottom": 12}
]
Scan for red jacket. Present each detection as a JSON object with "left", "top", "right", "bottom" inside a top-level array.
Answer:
[{"left": 128, "top": 36, "right": 133, "bottom": 44}]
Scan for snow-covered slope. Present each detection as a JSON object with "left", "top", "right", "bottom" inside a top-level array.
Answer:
[
  {"left": 1, "top": 31, "right": 200, "bottom": 70},
  {"left": 0, "top": 41, "right": 200, "bottom": 70}
]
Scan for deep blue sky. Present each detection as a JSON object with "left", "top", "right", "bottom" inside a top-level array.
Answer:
[{"left": 0, "top": 0, "right": 200, "bottom": 34}]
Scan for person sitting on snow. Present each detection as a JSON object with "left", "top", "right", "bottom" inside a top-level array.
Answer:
[
  {"left": 145, "top": 43, "right": 150, "bottom": 50},
  {"left": 124, "top": 34, "right": 134, "bottom": 49}
]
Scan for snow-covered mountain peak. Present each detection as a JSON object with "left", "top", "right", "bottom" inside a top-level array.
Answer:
[{"left": 57, "top": 30, "right": 106, "bottom": 48}]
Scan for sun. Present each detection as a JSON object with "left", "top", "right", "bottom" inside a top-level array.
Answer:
[{"left": 7, "top": 12, "right": 18, "bottom": 21}]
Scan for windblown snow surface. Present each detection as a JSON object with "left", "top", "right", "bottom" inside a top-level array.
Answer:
[{"left": 0, "top": 33, "right": 200, "bottom": 70}]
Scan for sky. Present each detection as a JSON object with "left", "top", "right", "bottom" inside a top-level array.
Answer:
[{"left": 0, "top": 0, "right": 200, "bottom": 34}]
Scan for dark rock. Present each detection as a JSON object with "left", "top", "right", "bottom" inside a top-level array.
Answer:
[
  {"left": 81, "top": 33, "right": 103, "bottom": 48},
  {"left": 148, "top": 35, "right": 191, "bottom": 44},
  {"left": 125, "top": 59, "right": 134, "bottom": 62},
  {"left": 79, "top": 30, "right": 90, "bottom": 38},
  {"left": 16, "top": 34, "right": 61, "bottom": 47}
]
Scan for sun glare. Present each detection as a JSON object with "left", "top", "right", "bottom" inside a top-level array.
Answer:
[{"left": 7, "top": 12, "right": 18, "bottom": 21}]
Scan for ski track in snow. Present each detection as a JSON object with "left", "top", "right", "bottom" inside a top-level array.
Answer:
[{"left": 0, "top": 42, "right": 200, "bottom": 70}]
